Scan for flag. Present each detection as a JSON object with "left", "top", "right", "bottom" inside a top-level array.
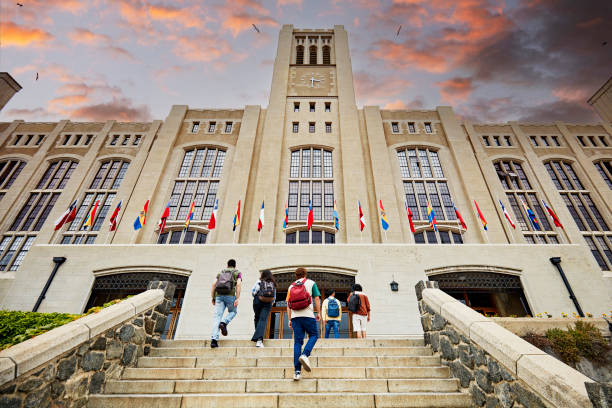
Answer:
[
  {"left": 283, "top": 201, "right": 289, "bottom": 230},
  {"left": 233, "top": 200, "right": 241, "bottom": 231},
  {"left": 133, "top": 200, "right": 149, "bottom": 230},
  {"left": 109, "top": 201, "right": 122, "bottom": 231},
  {"left": 521, "top": 199, "right": 540, "bottom": 231},
  {"left": 333, "top": 200, "right": 339, "bottom": 231},
  {"left": 474, "top": 200, "right": 488, "bottom": 231},
  {"left": 404, "top": 200, "right": 415, "bottom": 233},
  {"left": 54, "top": 199, "right": 77, "bottom": 230},
  {"left": 453, "top": 203, "right": 467, "bottom": 230},
  {"left": 542, "top": 199, "right": 563, "bottom": 228},
  {"left": 358, "top": 201, "right": 366, "bottom": 232},
  {"left": 258, "top": 201, "right": 264, "bottom": 232},
  {"left": 84, "top": 200, "right": 100, "bottom": 229},
  {"left": 185, "top": 200, "right": 195, "bottom": 230},
  {"left": 307, "top": 200, "right": 314, "bottom": 230},
  {"left": 379, "top": 200, "right": 389, "bottom": 230},
  {"left": 499, "top": 199, "right": 516, "bottom": 229},
  {"left": 427, "top": 201, "right": 437, "bottom": 231},
  {"left": 208, "top": 199, "right": 218, "bottom": 230},
  {"left": 157, "top": 202, "right": 170, "bottom": 234}
]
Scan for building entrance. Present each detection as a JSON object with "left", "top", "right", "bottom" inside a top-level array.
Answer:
[
  {"left": 265, "top": 271, "right": 355, "bottom": 339},
  {"left": 85, "top": 272, "right": 189, "bottom": 339}
]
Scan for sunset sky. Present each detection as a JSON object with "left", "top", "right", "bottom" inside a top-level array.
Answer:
[{"left": 1, "top": 0, "right": 610, "bottom": 123}]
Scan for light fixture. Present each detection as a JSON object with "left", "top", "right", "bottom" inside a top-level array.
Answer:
[{"left": 390, "top": 275, "right": 399, "bottom": 292}]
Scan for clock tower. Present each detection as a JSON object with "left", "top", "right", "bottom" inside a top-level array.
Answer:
[{"left": 246, "top": 25, "right": 369, "bottom": 244}]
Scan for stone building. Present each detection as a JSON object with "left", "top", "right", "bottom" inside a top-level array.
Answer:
[{"left": 0, "top": 25, "right": 610, "bottom": 339}]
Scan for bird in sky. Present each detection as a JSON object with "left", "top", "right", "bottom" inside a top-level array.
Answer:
[
  {"left": 603, "top": 41, "right": 608, "bottom": 46},
  {"left": 35, "top": 72, "right": 39, "bottom": 81},
  {"left": 396, "top": 25, "right": 402, "bottom": 37},
  {"left": 252, "top": 23, "right": 260, "bottom": 34},
  {"left": 17, "top": 2, "right": 24, "bottom": 6}
]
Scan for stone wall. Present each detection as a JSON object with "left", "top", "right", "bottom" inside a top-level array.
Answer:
[
  {"left": 0, "top": 280, "right": 175, "bottom": 408},
  {"left": 415, "top": 280, "right": 594, "bottom": 408}
]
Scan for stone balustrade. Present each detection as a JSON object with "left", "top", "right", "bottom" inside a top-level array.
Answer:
[
  {"left": 415, "top": 280, "right": 598, "bottom": 408},
  {"left": 0, "top": 280, "right": 175, "bottom": 408}
]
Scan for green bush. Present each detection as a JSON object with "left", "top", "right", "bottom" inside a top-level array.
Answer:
[{"left": 544, "top": 321, "right": 609, "bottom": 365}]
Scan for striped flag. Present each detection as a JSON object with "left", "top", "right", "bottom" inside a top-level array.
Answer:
[
  {"left": 474, "top": 200, "right": 488, "bottom": 231},
  {"left": 283, "top": 201, "right": 288, "bottom": 230},
  {"left": 157, "top": 202, "right": 170, "bottom": 234},
  {"left": 133, "top": 200, "right": 149, "bottom": 230},
  {"left": 427, "top": 201, "right": 437, "bottom": 231},
  {"left": 257, "top": 201, "right": 264, "bottom": 232},
  {"left": 379, "top": 200, "right": 389, "bottom": 230},
  {"left": 333, "top": 200, "right": 339, "bottom": 231},
  {"left": 109, "top": 200, "right": 122, "bottom": 231},
  {"left": 208, "top": 199, "right": 218, "bottom": 230},
  {"left": 520, "top": 198, "right": 540, "bottom": 231},
  {"left": 404, "top": 200, "right": 415, "bottom": 233},
  {"left": 54, "top": 199, "right": 77, "bottom": 230},
  {"left": 307, "top": 200, "right": 314, "bottom": 230},
  {"left": 499, "top": 199, "right": 516, "bottom": 229},
  {"left": 233, "top": 200, "right": 241, "bottom": 231},
  {"left": 541, "top": 199, "right": 563, "bottom": 228},
  {"left": 358, "top": 201, "right": 366, "bottom": 232},
  {"left": 84, "top": 200, "right": 100, "bottom": 230},
  {"left": 453, "top": 203, "right": 467, "bottom": 230}
]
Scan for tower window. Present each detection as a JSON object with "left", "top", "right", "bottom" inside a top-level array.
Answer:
[
  {"left": 293, "top": 122, "right": 299, "bottom": 133},
  {"left": 322, "top": 46, "right": 331, "bottom": 64},
  {"left": 325, "top": 102, "right": 331, "bottom": 112},
  {"left": 551, "top": 136, "right": 561, "bottom": 146},
  {"left": 62, "top": 135, "right": 71, "bottom": 145},
  {"left": 110, "top": 135, "right": 119, "bottom": 146},
  {"left": 408, "top": 122, "right": 416, "bottom": 133},
  {"left": 325, "top": 122, "right": 332, "bottom": 133},
  {"left": 225, "top": 122, "right": 233, "bottom": 133},
  {"left": 577, "top": 136, "right": 586, "bottom": 146},
  {"left": 391, "top": 122, "right": 399, "bottom": 133},
  {"left": 296, "top": 45, "right": 304, "bottom": 64},
  {"left": 121, "top": 136, "right": 130, "bottom": 146},
  {"left": 208, "top": 122, "right": 216, "bottom": 133},
  {"left": 73, "top": 135, "right": 82, "bottom": 146},
  {"left": 24, "top": 135, "right": 33, "bottom": 146},
  {"left": 504, "top": 136, "right": 512, "bottom": 146},
  {"left": 530, "top": 136, "right": 539, "bottom": 147},
  {"left": 294, "top": 102, "right": 300, "bottom": 112},
  {"left": 541, "top": 136, "right": 550, "bottom": 146},
  {"left": 599, "top": 136, "right": 609, "bottom": 147},
  {"left": 309, "top": 46, "right": 317, "bottom": 64},
  {"left": 424, "top": 123, "right": 432, "bottom": 133},
  {"left": 13, "top": 135, "right": 23, "bottom": 146},
  {"left": 493, "top": 136, "right": 501, "bottom": 146},
  {"left": 192, "top": 122, "right": 199, "bottom": 133},
  {"left": 310, "top": 102, "right": 315, "bottom": 112},
  {"left": 309, "top": 122, "right": 315, "bottom": 133},
  {"left": 84, "top": 135, "right": 94, "bottom": 146},
  {"left": 35, "top": 135, "right": 45, "bottom": 146},
  {"left": 133, "top": 135, "right": 141, "bottom": 146},
  {"left": 483, "top": 136, "right": 490, "bottom": 146},
  {"left": 588, "top": 136, "right": 597, "bottom": 146}
]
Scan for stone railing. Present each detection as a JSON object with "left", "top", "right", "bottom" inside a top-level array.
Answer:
[
  {"left": 490, "top": 317, "right": 610, "bottom": 338},
  {"left": 0, "top": 280, "right": 175, "bottom": 408},
  {"left": 415, "top": 280, "right": 597, "bottom": 408}
]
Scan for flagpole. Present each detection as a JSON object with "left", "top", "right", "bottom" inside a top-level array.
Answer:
[
  {"left": 384, "top": 230, "right": 387, "bottom": 242},
  {"left": 258, "top": 230, "right": 261, "bottom": 244}
]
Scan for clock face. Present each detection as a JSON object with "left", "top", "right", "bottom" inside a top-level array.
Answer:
[{"left": 299, "top": 72, "right": 326, "bottom": 88}]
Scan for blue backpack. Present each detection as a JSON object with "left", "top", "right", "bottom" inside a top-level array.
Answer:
[{"left": 327, "top": 298, "right": 340, "bottom": 318}]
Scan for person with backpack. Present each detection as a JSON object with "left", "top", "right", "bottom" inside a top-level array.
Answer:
[
  {"left": 322, "top": 289, "right": 342, "bottom": 338},
  {"left": 250, "top": 269, "right": 277, "bottom": 347},
  {"left": 286, "top": 267, "right": 321, "bottom": 380},
  {"left": 210, "top": 259, "right": 242, "bottom": 348},
  {"left": 347, "top": 283, "right": 370, "bottom": 339}
]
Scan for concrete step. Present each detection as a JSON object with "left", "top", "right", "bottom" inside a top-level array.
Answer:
[
  {"left": 89, "top": 392, "right": 471, "bottom": 408},
  {"left": 104, "top": 378, "right": 460, "bottom": 394},
  {"left": 283, "top": 366, "right": 451, "bottom": 379},
  {"left": 158, "top": 338, "right": 424, "bottom": 348},
  {"left": 149, "top": 346, "right": 432, "bottom": 358},
  {"left": 137, "top": 355, "right": 441, "bottom": 368}
]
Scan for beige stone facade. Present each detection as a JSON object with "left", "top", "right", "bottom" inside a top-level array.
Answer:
[
  {"left": 588, "top": 76, "right": 612, "bottom": 123},
  {"left": 0, "top": 25, "right": 610, "bottom": 339}
]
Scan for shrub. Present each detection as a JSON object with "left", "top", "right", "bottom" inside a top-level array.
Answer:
[{"left": 544, "top": 321, "right": 610, "bottom": 365}]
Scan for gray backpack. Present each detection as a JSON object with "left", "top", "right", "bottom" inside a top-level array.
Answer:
[{"left": 215, "top": 269, "right": 235, "bottom": 295}]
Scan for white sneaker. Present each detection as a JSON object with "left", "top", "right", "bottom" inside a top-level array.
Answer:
[
  {"left": 298, "top": 354, "right": 311, "bottom": 372},
  {"left": 256, "top": 340, "right": 264, "bottom": 348},
  {"left": 293, "top": 371, "right": 301, "bottom": 381}
]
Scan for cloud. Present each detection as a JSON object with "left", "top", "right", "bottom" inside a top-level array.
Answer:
[
  {"left": 67, "top": 98, "right": 151, "bottom": 121},
  {"left": 48, "top": 95, "right": 91, "bottom": 114},
  {"left": 102, "top": 45, "right": 137, "bottom": 61},
  {"left": 383, "top": 97, "right": 425, "bottom": 110},
  {"left": 369, "top": 40, "right": 449, "bottom": 73},
  {"left": 148, "top": 4, "right": 202, "bottom": 28},
  {"left": 173, "top": 35, "right": 240, "bottom": 62},
  {"left": 277, "top": 0, "right": 302, "bottom": 5},
  {"left": 354, "top": 71, "right": 412, "bottom": 106},
  {"left": 1, "top": 21, "right": 53, "bottom": 47},
  {"left": 437, "top": 77, "right": 474, "bottom": 103},
  {"left": 222, "top": 14, "right": 279, "bottom": 37},
  {"left": 3, "top": 108, "right": 48, "bottom": 119},
  {"left": 68, "top": 28, "right": 111, "bottom": 45}
]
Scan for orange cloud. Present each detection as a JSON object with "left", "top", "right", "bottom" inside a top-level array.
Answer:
[
  {"left": 354, "top": 71, "right": 412, "bottom": 106},
  {"left": 68, "top": 28, "right": 111, "bottom": 45},
  {"left": 222, "top": 14, "right": 279, "bottom": 37},
  {"left": 369, "top": 40, "right": 448, "bottom": 73},
  {"left": 278, "top": 0, "right": 302, "bottom": 5},
  {"left": 48, "top": 95, "right": 90, "bottom": 114},
  {"left": 552, "top": 86, "right": 590, "bottom": 103},
  {"left": 1, "top": 21, "right": 53, "bottom": 47},
  {"left": 148, "top": 4, "right": 202, "bottom": 28},
  {"left": 437, "top": 77, "right": 474, "bottom": 103},
  {"left": 173, "top": 35, "right": 243, "bottom": 62},
  {"left": 68, "top": 98, "right": 151, "bottom": 122},
  {"left": 383, "top": 100, "right": 406, "bottom": 109}
]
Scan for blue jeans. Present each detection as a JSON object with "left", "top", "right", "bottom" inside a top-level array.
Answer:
[
  {"left": 211, "top": 295, "right": 237, "bottom": 340},
  {"left": 325, "top": 320, "right": 340, "bottom": 338},
  {"left": 291, "top": 317, "right": 318, "bottom": 372}
]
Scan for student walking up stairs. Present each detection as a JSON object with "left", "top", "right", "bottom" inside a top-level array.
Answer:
[{"left": 88, "top": 338, "right": 471, "bottom": 407}]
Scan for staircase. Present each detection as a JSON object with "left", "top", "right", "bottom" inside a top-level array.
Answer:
[{"left": 88, "top": 338, "right": 471, "bottom": 407}]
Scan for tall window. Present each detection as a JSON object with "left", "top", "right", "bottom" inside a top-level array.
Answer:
[
  {"left": 157, "top": 228, "right": 207, "bottom": 245},
  {"left": 60, "top": 160, "right": 129, "bottom": 245},
  {"left": 594, "top": 160, "right": 612, "bottom": 189},
  {"left": 322, "top": 46, "right": 331, "bottom": 64},
  {"left": 0, "top": 160, "right": 77, "bottom": 271},
  {"left": 309, "top": 46, "right": 317, "bottom": 64},
  {"left": 288, "top": 148, "right": 334, "bottom": 223},
  {"left": 495, "top": 160, "right": 557, "bottom": 244},
  {"left": 0, "top": 159, "right": 26, "bottom": 201},
  {"left": 414, "top": 229, "right": 463, "bottom": 244},
  {"left": 296, "top": 45, "right": 304, "bottom": 64},
  {"left": 286, "top": 229, "right": 335, "bottom": 244},
  {"left": 398, "top": 148, "right": 457, "bottom": 231},
  {"left": 545, "top": 160, "right": 612, "bottom": 269},
  {"left": 168, "top": 148, "right": 225, "bottom": 230}
]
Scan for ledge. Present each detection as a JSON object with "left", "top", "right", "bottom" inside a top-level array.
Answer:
[{"left": 491, "top": 317, "right": 610, "bottom": 337}]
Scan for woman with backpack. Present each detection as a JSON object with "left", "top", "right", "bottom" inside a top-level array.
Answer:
[{"left": 250, "top": 269, "right": 277, "bottom": 347}]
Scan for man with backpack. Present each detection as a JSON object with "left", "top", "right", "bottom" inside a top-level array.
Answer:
[
  {"left": 347, "top": 284, "right": 370, "bottom": 339},
  {"left": 322, "top": 289, "right": 342, "bottom": 338},
  {"left": 250, "top": 269, "right": 277, "bottom": 347},
  {"left": 210, "top": 259, "right": 242, "bottom": 348},
  {"left": 286, "top": 267, "right": 321, "bottom": 380}
]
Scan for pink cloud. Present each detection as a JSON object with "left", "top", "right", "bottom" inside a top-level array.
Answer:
[
  {"left": 552, "top": 86, "right": 591, "bottom": 103},
  {"left": 68, "top": 28, "right": 111, "bottom": 45},
  {"left": 437, "top": 77, "right": 474, "bottom": 103},
  {"left": 354, "top": 71, "right": 412, "bottom": 106},
  {"left": 148, "top": 4, "right": 202, "bottom": 28},
  {"left": 1, "top": 21, "right": 53, "bottom": 47},
  {"left": 68, "top": 98, "right": 151, "bottom": 121},
  {"left": 222, "top": 14, "right": 279, "bottom": 37}
]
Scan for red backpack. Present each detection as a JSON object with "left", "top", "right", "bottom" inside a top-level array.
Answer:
[{"left": 288, "top": 278, "right": 312, "bottom": 310}]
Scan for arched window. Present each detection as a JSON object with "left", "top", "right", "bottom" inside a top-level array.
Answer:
[
  {"left": 0, "top": 160, "right": 78, "bottom": 271},
  {"left": 309, "top": 46, "right": 317, "bottom": 64},
  {"left": 494, "top": 160, "right": 557, "bottom": 244},
  {"left": 288, "top": 148, "right": 334, "bottom": 222},
  {"left": 545, "top": 160, "right": 612, "bottom": 269},
  {"left": 286, "top": 229, "right": 335, "bottom": 244},
  {"left": 296, "top": 45, "right": 304, "bottom": 64},
  {"left": 594, "top": 160, "right": 612, "bottom": 189},
  {"left": 0, "top": 159, "right": 26, "bottom": 201},
  {"left": 157, "top": 228, "right": 207, "bottom": 245},
  {"left": 397, "top": 148, "right": 457, "bottom": 228},
  {"left": 322, "top": 46, "right": 330, "bottom": 64},
  {"left": 60, "top": 160, "right": 130, "bottom": 244},
  {"left": 414, "top": 228, "right": 463, "bottom": 244},
  {"left": 168, "top": 148, "right": 225, "bottom": 228}
]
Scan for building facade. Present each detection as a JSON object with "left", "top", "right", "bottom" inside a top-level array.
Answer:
[{"left": 0, "top": 25, "right": 610, "bottom": 339}]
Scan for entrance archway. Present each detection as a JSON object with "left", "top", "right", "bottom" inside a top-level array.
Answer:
[
  {"left": 86, "top": 272, "right": 189, "bottom": 339},
  {"left": 428, "top": 270, "right": 531, "bottom": 317},
  {"left": 266, "top": 270, "right": 356, "bottom": 339}
]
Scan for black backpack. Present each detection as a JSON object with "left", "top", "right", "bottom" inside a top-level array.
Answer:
[
  {"left": 257, "top": 280, "right": 275, "bottom": 303},
  {"left": 215, "top": 269, "right": 235, "bottom": 295},
  {"left": 347, "top": 293, "right": 361, "bottom": 313}
]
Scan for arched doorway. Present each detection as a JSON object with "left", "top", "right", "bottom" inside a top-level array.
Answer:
[
  {"left": 266, "top": 270, "right": 356, "bottom": 339},
  {"left": 428, "top": 271, "right": 532, "bottom": 317},
  {"left": 86, "top": 272, "right": 189, "bottom": 339}
]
